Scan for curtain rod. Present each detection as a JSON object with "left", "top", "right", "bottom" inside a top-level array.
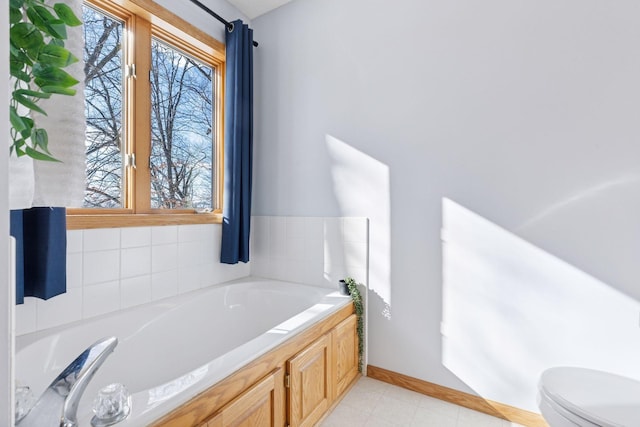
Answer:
[{"left": 188, "top": 0, "right": 259, "bottom": 47}]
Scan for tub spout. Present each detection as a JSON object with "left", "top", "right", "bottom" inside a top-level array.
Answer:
[{"left": 17, "top": 336, "right": 118, "bottom": 427}]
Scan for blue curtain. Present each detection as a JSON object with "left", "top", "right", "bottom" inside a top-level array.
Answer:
[
  {"left": 10, "top": 208, "right": 67, "bottom": 304},
  {"left": 221, "top": 20, "right": 254, "bottom": 264}
]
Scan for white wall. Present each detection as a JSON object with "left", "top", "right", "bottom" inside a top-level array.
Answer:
[
  {"left": 252, "top": 0, "right": 640, "bottom": 412},
  {"left": 1, "top": 5, "right": 12, "bottom": 425}
]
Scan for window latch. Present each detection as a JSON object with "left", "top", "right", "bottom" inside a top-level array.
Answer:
[
  {"left": 126, "top": 64, "right": 136, "bottom": 79},
  {"left": 125, "top": 153, "right": 136, "bottom": 169}
]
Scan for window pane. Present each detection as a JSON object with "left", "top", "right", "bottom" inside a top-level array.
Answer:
[
  {"left": 150, "top": 38, "right": 214, "bottom": 209},
  {"left": 83, "top": 5, "right": 124, "bottom": 208}
]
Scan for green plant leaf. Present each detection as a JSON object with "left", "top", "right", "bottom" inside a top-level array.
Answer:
[
  {"left": 11, "top": 47, "right": 35, "bottom": 67},
  {"left": 9, "top": 106, "right": 27, "bottom": 133},
  {"left": 37, "top": 44, "right": 78, "bottom": 67},
  {"left": 14, "top": 88, "right": 52, "bottom": 99},
  {"left": 40, "top": 85, "right": 76, "bottom": 96},
  {"left": 46, "top": 20, "right": 68, "bottom": 40},
  {"left": 10, "top": 59, "right": 31, "bottom": 82},
  {"left": 32, "top": 63, "right": 79, "bottom": 88},
  {"left": 26, "top": 5, "right": 56, "bottom": 31},
  {"left": 9, "top": 0, "right": 24, "bottom": 9},
  {"left": 25, "top": 146, "right": 61, "bottom": 162},
  {"left": 12, "top": 139, "right": 29, "bottom": 157},
  {"left": 53, "top": 3, "right": 83, "bottom": 26},
  {"left": 10, "top": 22, "right": 44, "bottom": 50},
  {"left": 19, "top": 118, "right": 33, "bottom": 139},
  {"left": 10, "top": 6, "right": 23, "bottom": 24},
  {"left": 32, "top": 128, "right": 51, "bottom": 153},
  {"left": 13, "top": 93, "right": 48, "bottom": 116}
]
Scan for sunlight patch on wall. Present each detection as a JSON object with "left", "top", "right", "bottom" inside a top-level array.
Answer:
[
  {"left": 326, "top": 135, "right": 391, "bottom": 317},
  {"left": 441, "top": 197, "right": 640, "bottom": 412}
]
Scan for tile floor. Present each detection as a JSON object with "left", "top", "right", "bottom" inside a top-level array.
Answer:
[{"left": 319, "top": 377, "right": 527, "bottom": 427}]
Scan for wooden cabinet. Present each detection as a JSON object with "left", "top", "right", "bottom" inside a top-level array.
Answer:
[
  {"left": 287, "top": 334, "right": 333, "bottom": 427},
  {"left": 153, "top": 303, "right": 358, "bottom": 427},
  {"left": 286, "top": 314, "right": 359, "bottom": 427},
  {"left": 203, "top": 369, "right": 284, "bottom": 427},
  {"left": 332, "top": 314, "right": 359, "bottom": 398}
]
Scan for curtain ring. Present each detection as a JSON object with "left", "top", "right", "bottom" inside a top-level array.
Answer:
[{"left": 227, "top": 22, "right": 234, "bottom": 33}]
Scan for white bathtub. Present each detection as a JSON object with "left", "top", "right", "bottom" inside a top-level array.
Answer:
[{"left": 15, "top": 277, "right": 351, "bottom": 426}]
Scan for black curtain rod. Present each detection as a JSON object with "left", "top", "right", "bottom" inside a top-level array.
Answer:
[{"left": 188, "top": 0, "right": 259, "bottom": 47}]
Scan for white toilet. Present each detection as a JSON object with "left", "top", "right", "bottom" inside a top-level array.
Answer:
[{"left": 538, "top": 367, "right": 640, "bottom": 427}]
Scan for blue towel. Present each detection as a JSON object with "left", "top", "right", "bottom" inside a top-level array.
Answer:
[{"left": 10, "top": 207, "right": 67, "bottom": 304}]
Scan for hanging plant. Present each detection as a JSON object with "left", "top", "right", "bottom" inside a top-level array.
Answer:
[
  {"left": 9, "top": 0, "right": 82, "bottom": 161},
  {"left": 342, "top": 277, "right": 364, "bottom": 373}
]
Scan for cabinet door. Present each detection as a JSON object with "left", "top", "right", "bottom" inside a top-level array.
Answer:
[
  {"left": 205, "top": 369, "right": 284, "bottom": 427},
  {"left": 333, "top": 314, "right": 359, "bottom": 398},
  {"left": 287, "top": 334, "right": 333, "bottom": 427}
]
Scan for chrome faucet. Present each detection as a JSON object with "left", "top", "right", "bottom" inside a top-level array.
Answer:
[{"left": 17, "top": 336, "right": 118, "bottom": 427}]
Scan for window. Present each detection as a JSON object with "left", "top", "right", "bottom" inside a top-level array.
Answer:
[{"left": 68, "top": 0, "right": 225, "bottom": 229}]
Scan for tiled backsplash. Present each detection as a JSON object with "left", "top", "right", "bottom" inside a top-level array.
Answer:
[
  {"left": 16, "top": 224, "right": 250, "bottom": 335},
  {"left": 15, "top": 216, "right": 369, "bottom": 336},
  {"left": 251, "top": 216, "right": 369, "bottom": 289}
]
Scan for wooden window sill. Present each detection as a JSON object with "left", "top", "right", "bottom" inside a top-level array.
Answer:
[{"left": 66, "top": 212, "right": 222, "bottom": 230}]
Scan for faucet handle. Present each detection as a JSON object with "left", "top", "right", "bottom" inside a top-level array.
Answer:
[
  {"left": 15, "top": 384, "right": 35, "bottom": 422},
  {"left": 91, "top": 383, "right": 131, "bottom": 427}
]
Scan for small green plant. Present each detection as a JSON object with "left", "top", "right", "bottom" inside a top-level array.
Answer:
[
  {"left": 9, "top": 0, "right": 82, "bottom": 161},
  {"left": 343, "top": 277, "right": 364, "bottom": 372}
]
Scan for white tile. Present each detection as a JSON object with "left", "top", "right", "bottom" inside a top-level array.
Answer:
[
  {"left": 152, "top": 243, "right": 178, "bottom": 273},
  {"left": 305, "top": 238, "right": 324, "bottom": 262},
  {"left": 251, "top": 217, "right": 270, "bottom": 258},
  {"left": 269, "top": 217, "right": 287, "bottom": 258},
  {"left": 152, "top": 225, "right": 178, "bottom": 245},
  {"left": 324, "top": 225, "right": 346, "bottom": 268},
  {"left": 362, "top": 416, "right": 404, "bottom": 427},
  {"left": 320, "top": 404, "right": 367, "bottom": 427},
  {"left": 384, "top": 384, "right": 426, "bottom": 406},
  {"left": 457, "top": 407, "right": 509, "bottom": 427},
  {"left": 121, "top": 275, "right": 152, "bottom": 309},
  {"left": 151, "top": 269, "right": 179, "bottom": 301},
  {"left": 178, "top": 265, "right": 201, "bottom": 294},
  {"left": 323, "top": 263, "right": 347, "bottom": 288},
  {"left": 83, "top": 281, "right": 120, "bottom": 318},
  {"left": 121, "top": 246, "right": 151, "bottom": 279},
  {"left": 83, "top": 228, "right": 120, "bottom": 252},
  {"left": 339, "top": 387, "right": 383, "bottom": 415},
  {"left": 198, "top": 238, "right": 217, "bottom": 263},
  {"left": 343, "top": 217, "right": 368, "bottom": 243},
  {"left": 323, "top": 378, "right": 515, "bottom": 427},
  {"left": 36, "top": 289, "right": 83, "bottom": 331},
  {"left": 15, "top": 298, "right": 37, "bottom": 336},
  {"left": 178, "top": 241, "right": 202, "bottom": 268},
  {"left": 66, "top": 252, "right": 83, "bottom": 289},
  {"left": 83, "top": 249, "right": 120, "bottom": 285},
  {"left": 370, "top": 395, "right": 418, "bottom": 425},
  {"left": 178, "top": 224, "right": 210, "bottom": 242},
  {"left": 200, "top": 263, "right": 217, "bottom": 287},
  {"left": 286, "top": 217, "right": 307, "bottom": 239},
  {"left": 66, "top": 230, "right": 83, "bottom": 253},
  {"left": 286, "top": 237, "right": 306, "bottom": 261},
  {"left": 199, "top": 224, "right": 216, "bottom": 243},
  {"left": 305, "top": 217, "right": 324, "bottom": 241},
  {"left": 344, "top": 241, "right": 368, "bottom": 270},
  {"left": 121, "top": 227, "right": 151, "bottom": 248},
  {"left": 411, "top": 406, "right": 458, "bottom": 427},
  {"left": 324, "top": 217, "right": 342, "bottom": 244}
]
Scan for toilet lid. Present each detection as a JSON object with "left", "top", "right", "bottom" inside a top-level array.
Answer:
[{"left": 540, "top": 367, "right": 640, "bottom": 427}]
